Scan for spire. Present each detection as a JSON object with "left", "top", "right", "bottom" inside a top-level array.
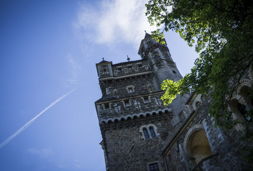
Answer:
[{"left": 127, "top": 55, "right": 130, "bottom": 62}]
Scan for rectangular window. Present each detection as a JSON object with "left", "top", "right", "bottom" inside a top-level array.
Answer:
[
  {"left": 148, "top": 163, "right": 159, "bottom": 171},
  {"left": 124, "top": 99, "right": 131, "bottom": 107},
  {"left": 143, "top": 96, "right": 150, "bottom": 103},
  {"left": 104, "top": 103, "right": 110, "bottom": 109}
]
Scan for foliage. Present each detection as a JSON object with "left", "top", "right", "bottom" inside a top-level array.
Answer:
[
  {"left": 146, "top": 0, "right": 253, "bottom": 121},
  {"left": 161, "top": 79, "right": 182, "bottom": 105},
  {"left": 150, "top": 30, "right": 167, "bottom": 45}
]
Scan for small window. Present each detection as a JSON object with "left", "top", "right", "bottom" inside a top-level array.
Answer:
[
  {"left": 128, "top": 65, "right": 132, "bottom": 69},
  {"left": 172, "top": 70, "right": 176, "bottom": 74},
  {"left": 127, "top": 86, "right": 135, "bottom": 93},
  {"left": 128, "top": 87, "right": 134, "bottom": 93},
  {"left": 104, "top": 103, "right": 110, "bottom": 109},
  {"left": 106, "top": 88, "right": 110, "bottom": 95},
  {"left": 143, "top": 96, "right": 150, "bottom": 103},
  {"left": 102, "top": 66, "right": 107, "bottom": 73},
  {"left": 118, "top": 68, "right": 122, "bottom": 72},
  {"left": 138, "top": 64, "right": 143, "bottom": 68},
  {"left": 124, "top": 99, "right": 131, "bottom": 107},
  {"left": 149, "top": 126, "right": 156, "bottom": 138},
  {"left": 143, "top": 128, "right": 150, "bottom": 139},
  {"left": 148, "top": 163, "right": 159, "bottom": 171}
]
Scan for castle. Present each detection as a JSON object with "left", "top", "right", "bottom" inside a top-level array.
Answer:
[{"left": 95, "top": 33, "right": 253, "bottom": 171}]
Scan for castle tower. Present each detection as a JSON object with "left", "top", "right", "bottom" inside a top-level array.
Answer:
[{"left": 95, "top": 34, "right": 185, "bottom": 171}]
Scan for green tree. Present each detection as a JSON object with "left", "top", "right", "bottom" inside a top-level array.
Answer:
[{"left": 146, "top": 0, "right": 253, "bottom": 123}]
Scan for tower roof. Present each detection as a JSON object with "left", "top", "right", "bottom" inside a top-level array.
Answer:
[{"left": 97, "top": 58, "right": 111, "bottom": 65}]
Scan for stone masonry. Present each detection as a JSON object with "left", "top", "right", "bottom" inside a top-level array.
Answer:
[{"left": 95, "top": 33, "right": 187, "bottom": 171}]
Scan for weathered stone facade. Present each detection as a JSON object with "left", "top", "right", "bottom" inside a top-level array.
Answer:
[
  {"left": 95, "top": 33, "right": 253, "bottom": 171},
  {"left": 162, "top": 82, "right": 253, "bottom": 170},
  {"left": 95, "top": 33, "right": 187, "bottom": 171}
]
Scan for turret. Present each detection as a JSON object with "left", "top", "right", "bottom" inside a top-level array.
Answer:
[
  {"left": 96, "top": 59, "right": 113, "bottom": 78},
  {"left": 138, "top": 33, "right": 182, "bottom": 84}
]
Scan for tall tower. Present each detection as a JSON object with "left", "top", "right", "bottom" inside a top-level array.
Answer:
[{"left": 95, "top": 33, "right": 185, "bottom": 171}]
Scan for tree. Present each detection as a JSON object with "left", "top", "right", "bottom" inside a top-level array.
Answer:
[{"left": 146, "top": 0, "right": 253, "bottom": 125}]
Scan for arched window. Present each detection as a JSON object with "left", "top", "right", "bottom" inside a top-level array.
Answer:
[
  {"left": 140, "top": 124, "right": 159, "bottom": 140},
  {"left": 149, "top": 126, "right": 156, "bottom": 138},
  {"left": 187, "top": 129, "right": 212, "bottom": 164},
  {"left": 143, "top": 128, "right": 150, "bottom": 139}
]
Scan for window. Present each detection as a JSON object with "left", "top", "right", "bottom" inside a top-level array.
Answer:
[
  {"left": 102, "top": 66, "right": 108, "bottom": 74},
  {"left": 143, "top": 128, "right": 150, "bottom": 139},
  {"left": 143, "top": 96, "right": 150, "bottom": 103},
  {"left": 104, "top": 103, "right": 110, "bottom": 109},
  {"left": 149, "top": 126, "right": 156, "bottom": 138},
  {"left": 140, "top": 125, "right": 158, "bottom": 140},
  {"left": 148, "top": 163, "right": 159, "bottom": 171},
  {"left": 186, "top": 129, "right": 212, "bottom": 164},
  {"left": 124, "top": 99, "right": 131, "bottom": 107},
  {"left": 127, "top": 86, "right": 135, "bottom": 93},
  {"left": 138, "top": 64, "right": 143, "bottom": 68},
  {"left": 106, "top": 88, "right": 111, "bottom": 95},
  {"left": 113, "top": 103, "right": 121, "bottom": 113},
  {"left": 172, "top": 70, "right": 177, "bottom": 74}
]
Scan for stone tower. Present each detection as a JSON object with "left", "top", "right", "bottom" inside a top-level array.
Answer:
[{"left": 95, "top": 33, "right": 187, "bottom": 171}]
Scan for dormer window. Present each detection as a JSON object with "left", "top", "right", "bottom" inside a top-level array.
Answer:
[
  {"left": 126, "top": 85, "right": 135, "bottom": 93},
  {"left": 143, "top": 96, "right": 150, "bottom": 103}
]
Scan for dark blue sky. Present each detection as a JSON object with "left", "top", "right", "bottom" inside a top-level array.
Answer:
[{"left": 0, "top": 0, "right": 197, "bottom": 170}]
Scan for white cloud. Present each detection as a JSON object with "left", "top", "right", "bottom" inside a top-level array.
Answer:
[{"left": 74, "top": 0, "right": 155, "bottom": 47}]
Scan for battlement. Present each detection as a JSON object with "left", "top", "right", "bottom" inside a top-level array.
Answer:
[{"left": 96, "top": 59, "right": 151, "bottom": 80}]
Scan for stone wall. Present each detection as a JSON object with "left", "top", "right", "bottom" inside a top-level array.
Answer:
[
  {"left": 162, "top": 96, "right": 253, "bottom": 171},
  {"left": 101, "top": 113, "right": 172, "bottom": 171}
]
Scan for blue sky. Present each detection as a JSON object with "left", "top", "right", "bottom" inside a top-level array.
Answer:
[{"left": 0, "top": 0, "right": 197, "bottom": 170}]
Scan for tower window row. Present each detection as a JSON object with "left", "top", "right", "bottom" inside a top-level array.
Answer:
[
  {"left": 113, "top": 63, "right": 149, "bottom": 74},
  {"left": 98, "top": 96, "right": 162, "bottom": 111},
  {"left": 97, "top": 96, "right": 163, "bottom": 114}
]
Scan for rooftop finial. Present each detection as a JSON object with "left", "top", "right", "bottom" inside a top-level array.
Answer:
[
  {"left": 127, "top": 55, "right": 130, "bottom": 61},
  {"left": 102, "top": 57, "right": 105, "bottom": 61}
]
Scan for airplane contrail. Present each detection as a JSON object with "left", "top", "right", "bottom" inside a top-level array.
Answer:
[{"left": 0, "top": 89, "right": 76, "bottom": 149}]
